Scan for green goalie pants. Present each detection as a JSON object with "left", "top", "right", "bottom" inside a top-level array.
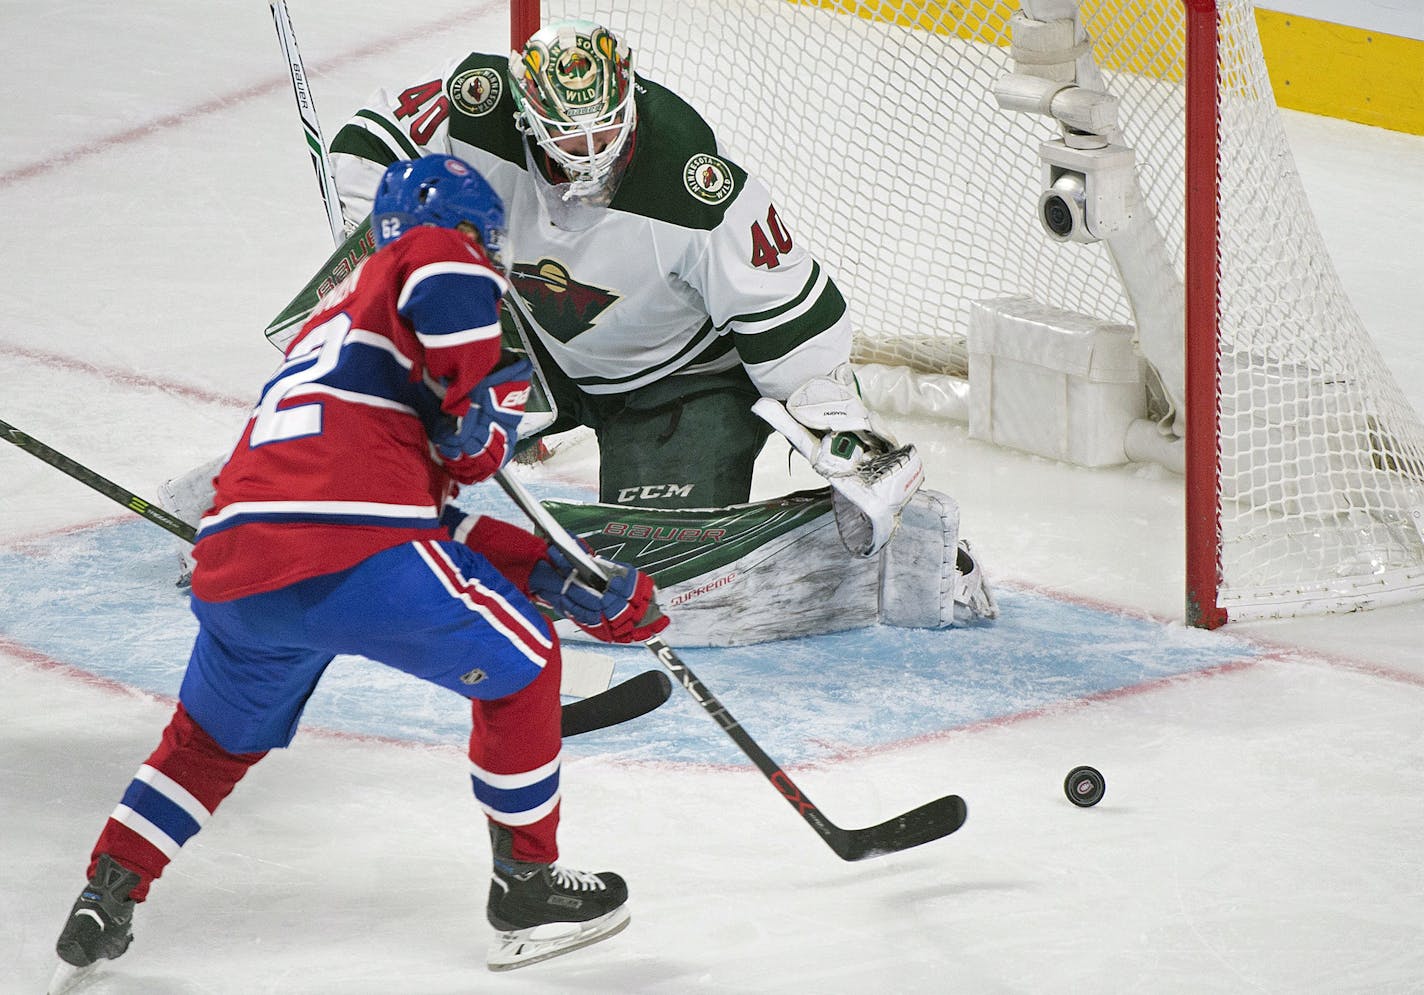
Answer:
[{"left": 524, "top": 351, "right": 775, "bottom": 510}]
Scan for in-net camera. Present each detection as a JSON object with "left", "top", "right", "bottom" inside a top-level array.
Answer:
[{"left": 1037, "top": 139, "right": 1137, "bottom": 244}]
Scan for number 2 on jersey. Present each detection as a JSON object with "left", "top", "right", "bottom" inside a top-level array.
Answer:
[{"left": 250, "top": 313, "right": 351, "bottom": 447}]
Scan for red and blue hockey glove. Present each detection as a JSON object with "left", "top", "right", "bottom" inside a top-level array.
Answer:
[
  {"left": 433, "top": 357, "right": 533, "bottom": 484},
  {"left": 528, "top": 544, "right": 669, "bottom": 644}
]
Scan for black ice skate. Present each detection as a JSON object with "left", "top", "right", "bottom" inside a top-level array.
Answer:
[
  {"left": 50, "top": 854, "right": 140, "bottom": 993},
  {"left": 485, "top": 825, "right": 629, "bottom": 971}
]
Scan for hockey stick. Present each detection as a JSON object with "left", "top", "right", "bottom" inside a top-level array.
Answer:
[
  {"left": 0, "top": 418, "right": 670, "bottom": 737},
  {"left": 270, "top": 0, "right": 346, "bottom": 244},
  {"left": 1, "top": 418, "right": 198, "bottom": 542},
  {"left": 494, "top": 469, "right": 968, "bottom": 860},
  {"left": 559, "top": 668, "right": 669, "bottom": 737}
]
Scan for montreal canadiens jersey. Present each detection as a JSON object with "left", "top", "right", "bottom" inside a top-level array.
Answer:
[
  {"left": 191, "top": 226, "right": 509, "bottom": 602},
  {"left": 329, "top": 53, "right": 852, "bottom": 400}
]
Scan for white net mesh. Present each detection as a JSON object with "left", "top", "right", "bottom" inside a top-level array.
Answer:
[{"left": 541, "top": 0, "right": 1424, "bottom": 618}]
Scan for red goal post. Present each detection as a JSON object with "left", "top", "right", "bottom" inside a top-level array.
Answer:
[{"left": 509, "top": 1, "right": 1424, "bottom": 627}]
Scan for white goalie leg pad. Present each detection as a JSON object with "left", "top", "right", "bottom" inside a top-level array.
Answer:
[
  {"left": 558, "top": 647, "right": 616, "bottom": 698},
  {"left": 880, "top": 490, "right": 998, "bottom": 626},
  {"left": 156, "top": 453, "right": 223, "bottom": 524},
  {"left": 545, "top": 487, "right": 986, "bottom": 645},
  {"left": 880, "top": 489, "right": 958, "bottom": 628},
  {"left": 487, "top": 906, "right": 631, "bottom": 972}
]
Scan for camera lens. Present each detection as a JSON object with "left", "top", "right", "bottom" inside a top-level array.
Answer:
[{"left": 1042, "top": 194, "right": 1074, "bottom": 238}]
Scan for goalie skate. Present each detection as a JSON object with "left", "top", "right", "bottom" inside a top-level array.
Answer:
[{"left": 954, "top": 539, "right": 999, "bottom": 620}]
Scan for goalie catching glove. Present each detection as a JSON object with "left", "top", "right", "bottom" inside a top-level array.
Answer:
[
  {"left": 755, "top": 364, "right": 924, "bottom": 557},
  {"left": 433, "top": 355, "right": 533, "bottom": 484},
  {"left": 529, "top": 545, "right": 669, "bottom": 644}
]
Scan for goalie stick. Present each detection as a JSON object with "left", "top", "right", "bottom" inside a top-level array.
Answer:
[
  {"left": 0, "top": 418, "right": 671, "bottom": 737},
  {"left": 270, "top": 0, "right": 345, "bottom": 244},
  {"left": 494, "top": 469, "right": 969, "bottom": 860}
]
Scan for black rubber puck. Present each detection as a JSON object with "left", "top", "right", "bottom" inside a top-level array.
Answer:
[{"left": 1064, "top": 765, "right": 1105, "bottom": 807}]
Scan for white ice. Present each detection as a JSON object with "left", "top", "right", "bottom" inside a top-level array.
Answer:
[{"left": 2, "top": 3, "right": 1422, "bottom": 992}]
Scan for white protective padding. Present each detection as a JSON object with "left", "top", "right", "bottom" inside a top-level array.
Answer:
[
  {"left": 156, "top": 453, "right": 224, "bottom": 527},
  {"left": 880, "top": 489, "right": 961, "bottom": 629},
  {"left": 854, "top": 364, "right": 970, "bottom": 423},
  {"left": 968, "top": 296, "right": 1146, "bottom": 467},
  {"left": 157, "top": 453, "right": 225, "bottom": 583}
]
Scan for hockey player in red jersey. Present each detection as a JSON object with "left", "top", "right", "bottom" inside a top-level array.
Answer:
[{"left": 51, "top": 154, "right": 667, "bottom": 984}]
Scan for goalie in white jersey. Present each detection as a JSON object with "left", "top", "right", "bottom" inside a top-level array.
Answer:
[{"left": 326, "top": 18, "right": 928, "bottom": 556}]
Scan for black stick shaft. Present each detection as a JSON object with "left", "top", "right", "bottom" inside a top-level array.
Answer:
[
  {"left": 0, "top": 419, "right": 197, "bottom": 542},
  {"left": 643, "top": 633, "right": 844, "bottom": 841},
  {"left": 494, "top": 468, "right": 965, "bottom": 860}
]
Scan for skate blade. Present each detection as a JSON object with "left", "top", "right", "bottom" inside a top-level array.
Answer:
[
  {"left": 487, "top": 906, "right": 630, "bottom": 971},
  {"left": 47, "top": 960, "right": 97, "bottom": 995}
]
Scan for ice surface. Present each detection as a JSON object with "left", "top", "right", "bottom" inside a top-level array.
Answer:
[{"left": 2, "top": 3, "right": 1422, "bottom": 991}]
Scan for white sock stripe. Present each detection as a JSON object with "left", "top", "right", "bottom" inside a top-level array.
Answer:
[
  {"left": 476, "top": 790, "right": 561, "bottom": 827},
  {"left": 450, "top": 512, "right": 480, "bottom": 544},
  {"left": 469, "top": 750, "right": 562, "bottom": 789},
  {"left": 136, "top": 764, "right": 212, "bottom": 823},
  {"left": 111, "top": 805, "right": 182, "bottom": 859}
]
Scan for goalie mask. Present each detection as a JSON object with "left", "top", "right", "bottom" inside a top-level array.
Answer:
[
  {"left": 371, "top": 154, "right": 507, "bottom": 268},
  {"left": 510, "top": 19, "right": 637, "bottom": 203}
]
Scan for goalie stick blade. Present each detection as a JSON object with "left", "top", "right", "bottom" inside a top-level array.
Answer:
[
  {"left": 830, "top": 793, "right": 968, "bottom": 862},
  {"left": 560, "top": 669, "right": 672, "bottom": 738}
]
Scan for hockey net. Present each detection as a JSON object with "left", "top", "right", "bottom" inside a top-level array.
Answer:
[{"left": 529, "top": 0, "right": 1424, "bottom": 622}]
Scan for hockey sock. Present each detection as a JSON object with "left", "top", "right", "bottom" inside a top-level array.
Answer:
[
  {"left": 469, "top": 641, "right": 563, "bottom": 863},
  {"left": 90, "top": 703, "right": 266, "bottom": 900}
]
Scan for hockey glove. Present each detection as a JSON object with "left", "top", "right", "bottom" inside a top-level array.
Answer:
[
  {"left": 433, "top": 357, "right": 533, "bottom": 484},
  {"left": 528, "top": 545, "right": 669, "bottom": 644},
  {"left": 755, "top": 363, "right": 924, "bottom": 556}
]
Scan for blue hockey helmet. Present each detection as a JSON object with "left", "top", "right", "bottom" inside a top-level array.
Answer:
[{"left": 371, "top": 154, "right": 506, "bottom": 265}]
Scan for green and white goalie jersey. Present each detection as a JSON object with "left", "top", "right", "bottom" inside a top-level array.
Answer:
[{"left": 328, "top": 52, "right": 854, "bottom": 400}]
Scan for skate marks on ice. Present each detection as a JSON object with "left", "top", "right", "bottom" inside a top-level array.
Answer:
[{"left": 0, "top": 515, "right": 1267, "bottom": 764}]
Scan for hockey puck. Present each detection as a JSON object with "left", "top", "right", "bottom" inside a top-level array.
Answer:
[{"left": 1064, "top": 766, "right": 1105, "bottom": 807}]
